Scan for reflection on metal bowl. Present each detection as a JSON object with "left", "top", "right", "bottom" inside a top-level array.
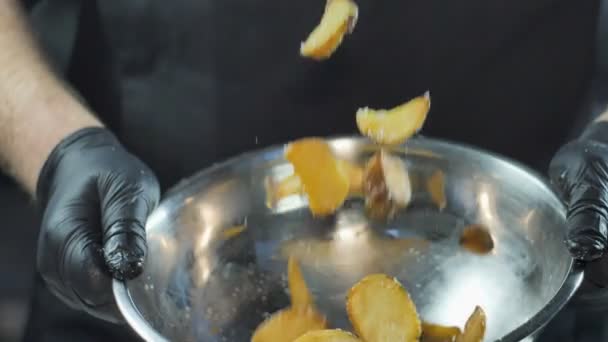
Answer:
[{"left": 114, "top": 136, "right": 582, "bottom": 342}]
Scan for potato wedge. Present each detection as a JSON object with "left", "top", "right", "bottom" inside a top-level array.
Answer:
[
  {"left": 459, "top": 224, "right": 494, "bottom": 255},
  {"left": 380, "top": 151, "right": 411, "bottom": 206},
  {"left": 251, "top": 307, "right": 327, "bottom": 342},
  {"left": 338, "top": 159, "right": 364, "bottom": 196},
  {"left": 264, "top": 174, "right": 304, "bottom": 208},
  {"left": 356, "top": 92, "right": 431, "bottom": 145},
  {"left": 347, "top": 274, "right": 421, "bottom": 342},
  {"left": 288, "top": 257, "right": 314, "bottom": 310},
  {"left": 363, "top": 151, "right": 411, "bottom": 220},
  {"left": 294, "top": 329, "right": 362, "bottom": 342},
  {"left": 221, "top": 224, "right": 246, "bottom": 240},
  {"left": 421, "top": 322, "right": 462, "bottom": 342},
  {"left": 363, "top": 152, "right": 393, "bottom": 219},
  {"left": 427, "top": 170, "right": 447, "bottom": 210},
  {"left": 300, "top": 0, "right": 358, "bottom": 60},
  {"left": 285, "top": 138, "right": 350, "bottom": 216},
  {"left": 265, "top": 160, "right": 363, "bottom": 208},
  {"left": 456, "top": 306, "right": 486, "bottom": 342}
]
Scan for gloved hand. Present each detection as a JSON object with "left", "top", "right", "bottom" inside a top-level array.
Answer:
[
  {"left": 550, "top": 121, "right": 608, "bottom": 263},
  {"left": 36, "top": 127, "right": 160, "bottom": 323}
]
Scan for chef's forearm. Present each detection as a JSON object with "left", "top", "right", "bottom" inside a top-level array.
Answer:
[{"left": 0, "top": 0, "right": 102, "bottom": 195}]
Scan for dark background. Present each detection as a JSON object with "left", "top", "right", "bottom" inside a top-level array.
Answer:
[{"left": 0, "top": 178, "right": 39, "bottom": 342}]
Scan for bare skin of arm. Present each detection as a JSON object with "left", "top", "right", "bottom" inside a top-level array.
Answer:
[{"left": 0, "top": 0, "right": 102, "bottom": 194}]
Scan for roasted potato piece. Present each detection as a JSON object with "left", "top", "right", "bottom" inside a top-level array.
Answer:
[
  {"left": 338, "top": 159, "right": 364, "bottom": 196},
  {"left": 427, "top": 170, "right": 447, "bottom": 210},
  {"left": 265, "top": 159, "right": 363, "bottom": 208},
  {"left": 421, "top": 322, "right": 462, "bottom": 342},
  {"left": 221, "top": 224, "right": 246, "bottom": 240},
  {"left": 252, "top": 257, "right": 327, "bottom": 342},
  {"left": 265, "top": 174, "right": 303, "bottom": 208},
  {"left": 288, "top": 257, "right": 314, "bottom": 310},
  {"left": 251, "top": 308, "right": 327, "bottom": 342},
  {"left": 380, "top": 151, "right": 411, "bottom": 205},
  {"left": 356, "top": 92, "right": 431, "bottom": 145},
  {"left": 363, "top": 151, "right": 411, "bottom": 220},
  {"left": 363, "top": 152, "right": 394, "bottom": 219},
  {"left": 456, "top": 306, "right": 486, "bottom": 342},
  {"left": 294, "top": 329, "right": 362, "bottom": 342},
  {"left": 285, "top": 138, "right": 350, "bottom": 216},
  {"left": 300, "top": 0, "right": 358, "bottom": 60},
  {"left": 459, "top": 224, "right": 494, "bottom": 255},
  {"left": 347, "top": 274, "right": 421, "bottom": 342}
]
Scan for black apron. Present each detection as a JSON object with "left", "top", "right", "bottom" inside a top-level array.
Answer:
[{"left": 22, "top": 0, "right": 601, "bottom": 341}]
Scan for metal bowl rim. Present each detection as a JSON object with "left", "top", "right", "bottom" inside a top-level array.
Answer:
[{"left": 113, "top": 135, "right": 584, "bottom": 342}]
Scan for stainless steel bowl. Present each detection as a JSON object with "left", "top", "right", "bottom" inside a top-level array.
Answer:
[{"left": 114, "top": 136, "right": 583, "bottom": 342}]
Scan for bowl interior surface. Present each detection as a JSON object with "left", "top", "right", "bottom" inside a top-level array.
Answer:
[{"left": 118, "top": 137, "right": 574, "bottom": 342}]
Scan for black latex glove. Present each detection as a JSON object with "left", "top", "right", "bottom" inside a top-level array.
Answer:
[
  {"left": 36, "top": 127, "right": 160, "bottom": 323},
  {"left": 550, "top": 121, "right": 608, "bottom": 262}
]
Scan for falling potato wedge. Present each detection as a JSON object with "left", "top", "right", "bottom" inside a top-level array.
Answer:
[
  {"left": 459, "top": 224, "right": 494, "bottom": 255},
  {"left": 421, "top": 322, "right": 462, "bottom": 342},
  {"left": 380, "top": 151, "right": 411, "bottom": 206},
  {"left": 338, "top": 159, "right": 364, "bottom": 196},
  {"left": 294, "top": 329, "right": 362, "bottom": 342},
  {"left": 288, "top": 257, "right": 314, "bottom": 310},
  {"left": 300, "top": 0, "right": 359, "bottom": 60},
  {"left": 356, "top": 92, "right": 431, "bottom": 145},
  {"left": 427, "top": 170, "right": 447, "bottom": 210},
  {"left": 251, "top": 308, "right": 327, "bottom": 342},
  {"left": 456, "top": 306, "right": 486, "bottom": 342},
  {"left": 285, "top": 138, "right": 350, "bottom": 216},
  {"left": 363, "top": 151, "right": 412, "bottom": 220},
  {"left": 347, "top": 274, "right": 421, "bottom": 342},
  {"left": 264, "top": 174, "right": 304, "bottom": 208},
  {"left": 221, "top": 224, "right": 247, "bottom": 240},
  {"left": 363, "top": 152, "right": 394, "bottom": 219},
  {"left": 265, "top": 159, "right": 364, "bottom": 208}
]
